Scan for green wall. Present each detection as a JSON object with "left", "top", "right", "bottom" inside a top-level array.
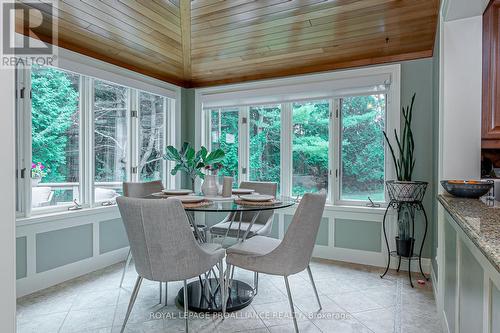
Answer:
[{"left": 401, "top": 58, "right": 436, "bottom": 259}]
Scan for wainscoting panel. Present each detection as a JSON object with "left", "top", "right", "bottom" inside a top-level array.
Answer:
[
  {"left": 36, "top": 224, "right": 93, "bottom": 273},
  {"left": 99, "top": 218, "right": 128, "bottom": 254},
  {"left": 16, "top": 237, "right": 27, "bottom": 280},
  {"left": 334, "top": 218, "right": 381, "bottom": 252}
]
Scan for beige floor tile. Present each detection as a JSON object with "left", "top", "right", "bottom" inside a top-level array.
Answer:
[
  {"left": 60, "top": 306, "right": 116, "bottom": 332},
  {"left": 353, "top": 307, "right": 396, "bottom": 333}
]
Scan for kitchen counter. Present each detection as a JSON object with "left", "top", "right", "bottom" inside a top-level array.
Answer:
[{"left": 438, "top": 194, "right": 500, "bottom": 274}]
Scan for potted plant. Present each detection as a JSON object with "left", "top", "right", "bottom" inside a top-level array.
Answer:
[
  {"left": 383, "top": 93, "right": 427, "bottom": 256},
  {"left": 163, "top": 142, "right": 225, "bottom": 192},
  {"left": 31, "top": 162, "right": 48, "bottom": 186}
]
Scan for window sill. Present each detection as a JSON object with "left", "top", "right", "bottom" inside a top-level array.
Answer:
[{"left": 16, "top": 205, "right": 120, "bottom": 227}]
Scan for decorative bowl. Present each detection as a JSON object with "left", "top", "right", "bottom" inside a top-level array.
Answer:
[{"left": 440, "top": 180, "right": 493, "bottom": 198}]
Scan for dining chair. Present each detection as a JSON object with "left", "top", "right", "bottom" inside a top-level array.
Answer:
[
  {"left": 225, "top": 192, "right": 327, "bottom": 333},
  {"left": 209, "top": 181, "right": 277, "bottom": 294},
  {"left": 210, "top": 181, "right": 278, "bottom": 240},
  {"left": 117, "top": 197, "right": 225, "bottom": 333},
  {"left": 120, "top": 181, "right": 163, "bottom": 299}
]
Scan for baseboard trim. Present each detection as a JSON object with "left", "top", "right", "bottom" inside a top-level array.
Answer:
[
  {"left": 312, "top": 246, "right": 432, "bottom": 274},
  {"left": 16, "top": 247, "right": 128, "bottom": 298}
]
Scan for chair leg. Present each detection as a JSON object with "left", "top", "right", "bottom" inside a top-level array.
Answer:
[
  {"left": 183, "top": 280, "right": 189, "bottom": 333},
  {"left": 224, "top": 263, "right": 232, "bottom": 316},
  {"left": 120, "top": 276, "right": 142, "bottom": 333},
  {"left": 254, "top": 272, "right": 259, "bottom": 295},
  {"left": 119, "top": 249, "right": 132, "bottom": 288},
  {"left": 159, "top": 282, "right": 162, "bottom": 304},
  {"left": 307, "top": 265, "right": 322, "bottom": 311},
  {"left": 164, "top": 282, "right": 168, "bottom": 306},
  {"left": 219, "top": 258, "right": 226, "bottom": 316},
  {"left": 284, "top": 276, "right": 299, "bottom": 333}
]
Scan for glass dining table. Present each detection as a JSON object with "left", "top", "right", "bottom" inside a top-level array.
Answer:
[{"left": 142, "top": 194, "right": 296, "bottom": 313}]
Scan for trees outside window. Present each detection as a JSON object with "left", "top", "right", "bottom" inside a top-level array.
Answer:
[
  {"left": 292, "top": 101, "right": 330, "bottom": 196},
  {"left": 210, "top": 109, "right": 239, "bottom": 185},
  {"left": 340, "top": 94, "right": 386, "bottom": 202},
  {"left": 249, "top": 105, "right": 281, "bottom": 191},
  {"left": 94, "top": 80, "right": 128, "bottom": 198},
  {"left": 31, "top": 66, "right": 80, "bottom": 207},
  {"left": 139, "top": 91, "right": 165, "bottom": 182}
]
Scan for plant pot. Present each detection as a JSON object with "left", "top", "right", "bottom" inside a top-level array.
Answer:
[
  {"left": 395, "top": 236, "right": 415, "bottom": 258},
  {"left": 386, "top": 180, "right": 428, "bottom": 202},
  {"left": 31, "top": 178, "right": 41, "bottom": 187},
  {"left": 201, "top": 174, "right": 218, "bottom": 196}
]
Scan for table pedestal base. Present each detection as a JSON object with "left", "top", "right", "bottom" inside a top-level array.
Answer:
[{"left": 177, "top": 278, "right": 254, "bottom": 313}]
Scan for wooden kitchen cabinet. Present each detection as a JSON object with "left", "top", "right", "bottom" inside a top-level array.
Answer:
[{"left": 483, "top": 0, "right": 500, "bottom": 148}]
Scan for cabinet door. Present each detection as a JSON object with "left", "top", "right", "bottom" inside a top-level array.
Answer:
[{"left": 482, "top": 0, "right": 500, "bottom": 147}]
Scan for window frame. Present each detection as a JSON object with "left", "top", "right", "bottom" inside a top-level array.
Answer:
[
  {"left": 16, "top": 59, "right": 180, "bottom": 218},
  {"left": 197, "top": 65, "right": 400, "bottom": 208}
]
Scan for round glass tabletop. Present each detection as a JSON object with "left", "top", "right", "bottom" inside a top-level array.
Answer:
[{"left": 142, "top": 195, "right": 296, "bottom": 212}]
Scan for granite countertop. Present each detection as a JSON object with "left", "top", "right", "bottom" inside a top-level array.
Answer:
[{"left": 438, "top": 194, "right": 500, "bottom": 274}]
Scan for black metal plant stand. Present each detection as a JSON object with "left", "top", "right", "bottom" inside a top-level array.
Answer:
[{"left": 380, "top": 181, "right": 429, "bottom": 288}]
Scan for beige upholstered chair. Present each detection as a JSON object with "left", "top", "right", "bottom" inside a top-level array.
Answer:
[
  {"left": 117, "top": 197, "right": 225, "bottom": 333},
  {"left": 225, "top": 192, "right": 327, "bottom": 333},
  {"left": 119, "top": 181, "right": 163, "bottom": 292}
]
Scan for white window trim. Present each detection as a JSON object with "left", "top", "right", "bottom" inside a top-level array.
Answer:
[
  {"left": 16, "top": 43, "right": 182, "bottom": 220},
  {"left": 195, "top": 64, "right": 401, "bottom": 208}
]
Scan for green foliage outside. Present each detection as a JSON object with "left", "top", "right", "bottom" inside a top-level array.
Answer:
[
  {"left": 31, "top": 67, "right": 79, "bottom": 184},
  {"left": 209, "top": 95, "right": 386, "bottom": 201}
]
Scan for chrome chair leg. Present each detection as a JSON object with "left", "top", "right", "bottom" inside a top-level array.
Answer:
[
  {"left": 164, "top": 282, "right": 168, "bottom": 306},
  {"left": 183, "top": 280, "right": 189, "bottom": 333},
  {"left": 120, "top": 276, "right": 143, "bottom": 333},
  {"left": 307, "top": 265, "right": 322, "bottom": 311},
  {"left": 219, "top": 258, "right": 226, "bottom": 316},
  {"left": 284, "top": 276, "right": 299, "bottom": 333},
  {"left": 119, "top": 249, "right": 132, "bottom": 288},
  {"left": 159, "top": 282, "right": 162, "bottom": 304},
  {"left": 254, "top": 272, "right": 259, "bottom": 295}
]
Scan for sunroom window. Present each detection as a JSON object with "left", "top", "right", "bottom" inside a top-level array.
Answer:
[
  {"left": 17, "top": 64, "right": 177, "bottom": 217},
  {"left": 31, "top": 66, "right": 81, "bottom": 209},
  {"left": 93, "top": 80, "right": 129, "bottom": 202}
]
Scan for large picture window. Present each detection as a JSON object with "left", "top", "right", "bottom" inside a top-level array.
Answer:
[
  {"left": 201, "top": 63, "right": 397, "bottom": 207},
  {"left": 17, "top": 64, "right": 176, "bottom": 216}
]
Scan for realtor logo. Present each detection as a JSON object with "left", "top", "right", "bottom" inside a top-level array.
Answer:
[{"left": 1, "top": 1, "right": 57, "bottom": 68}]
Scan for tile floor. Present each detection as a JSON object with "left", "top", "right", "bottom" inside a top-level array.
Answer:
[{"left": 17, "top": 259, "right": 443, "bottom": 333}]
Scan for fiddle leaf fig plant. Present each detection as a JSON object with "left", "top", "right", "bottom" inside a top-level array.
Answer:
[
  {"left": 383, "top": 93, "right": 416, "bottom": 181},
  {"left": 163, "top": 142, "right": 225, "bottom": 190}
]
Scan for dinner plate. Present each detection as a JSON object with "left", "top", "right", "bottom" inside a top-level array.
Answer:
[
  {"left": 232, "top": 188, "right": 255, "bottom": 195},
  {"left": 169, "top": 195, "right": 205, "bottom": 203},
  {"left": 239, "top": 194, "right": 274, "bottom": 202},
  {"left": 161, "top": 189, "right": 192, "bottom": 195}
]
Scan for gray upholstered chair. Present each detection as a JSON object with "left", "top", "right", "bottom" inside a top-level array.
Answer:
[
  {"left": 119, "top": 181, "right": 164, "bottom": 290},
  {"left": 210, "top": 181, "right": 278, "bottom": 239},
  {"left": 117, "top": 197, "right": 225, "bottom": 333},
  {"left": 225, "top": 192, "right": 327, "bottom": 333},
  {"left": 210, "top": 181, "right": 278, "bottom": 294}
]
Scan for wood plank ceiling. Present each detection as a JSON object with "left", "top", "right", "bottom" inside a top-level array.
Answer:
[{"left": 16, "top": 0, "right": 439, "bottom": 87}]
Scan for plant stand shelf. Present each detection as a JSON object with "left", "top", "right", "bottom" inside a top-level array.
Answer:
[{"left": 380, "top": 200, "right": 429, "bottom": 288}]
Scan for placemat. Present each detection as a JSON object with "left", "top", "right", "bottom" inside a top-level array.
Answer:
[
  {"left": 183, "top": 200, "right": 213, "bottom": 208},
  {"left": 234, "top": 199, "right": 281, "bottom": 206}
]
